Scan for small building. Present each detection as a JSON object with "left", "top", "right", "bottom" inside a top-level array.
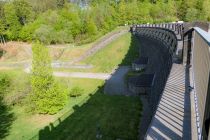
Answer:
[
  {"left": 132, "top": 57, "right": 148, "bottom": 71},
  {"left": 128, "top": 74, "right": 155, "bottom": 95}
]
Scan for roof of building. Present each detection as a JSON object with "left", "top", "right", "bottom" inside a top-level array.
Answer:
[
  {"left": 133, "top": 57, "right": 149, "bottom": 65},
  {"left": 128, "top": 74, "right": 155, "bottom": 87}
]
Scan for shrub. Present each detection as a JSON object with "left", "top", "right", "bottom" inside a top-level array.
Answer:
[
  {"left": 55, "top": 30, "right": 73, "bottom": 44},
  {"left": 69, "top": 87, "right": 84, "bottom": 97},
  {"left": 34, "top": 24, "right": 55, "bottom": 44},
  {"left": 19, "top": 21, "right": 41, "bottom": 41}
]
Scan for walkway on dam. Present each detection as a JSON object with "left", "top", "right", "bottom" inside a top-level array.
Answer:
[{"left": 146, "top": 63, "right": 191, "bottom": 139}]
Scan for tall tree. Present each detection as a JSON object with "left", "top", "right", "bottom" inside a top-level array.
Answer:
[{"left": 31, "top": 42, "right": 67, "bottom": 114}]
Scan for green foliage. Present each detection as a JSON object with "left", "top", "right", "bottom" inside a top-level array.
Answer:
[
  {"left": 19, "top": 21, "right": 41, "bottom": 41},
  {"left": 85, "top": 18, "right": 98, "bottom": 36},
  {"left": 69, "top": 87, "right": 84, "bottom": 97},
  {"left": 55, "top": 30, "right": 73, "bottom": 44},
  {"left": 1, "top": 0, "right": 210, "bottom": 42},
  {"left": 3, "top": 3, "right": 22, "bottom": 40},
  {"left": 13, "top": 0, "right": 34, "bottom": 25},
  {"left": 203, "top": 0, "right": 210, "bottom": 21},
  {"left": 185, "top": 8, "right": 198, "bottom": 22},
  {"left": 31, "top": 42, "right": 67, "bottom": 114},
  {"left": 0, "top": 73, "right": 10, "bottom": 95},
  {"left": 34, "top": 24, "right": 56, "bottom": 44}
]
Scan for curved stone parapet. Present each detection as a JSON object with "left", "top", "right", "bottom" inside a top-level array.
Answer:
[{"left": 132, "top": 25, "right": 180, "bottom": 114}]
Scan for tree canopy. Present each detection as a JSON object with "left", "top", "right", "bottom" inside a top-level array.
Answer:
[{"left": 0, "top": 0, "right": 209, "bottom": 44}]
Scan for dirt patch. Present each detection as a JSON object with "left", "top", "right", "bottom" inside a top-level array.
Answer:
[{"left": 0, "top": 41, "right": 32, "bottom": 62}]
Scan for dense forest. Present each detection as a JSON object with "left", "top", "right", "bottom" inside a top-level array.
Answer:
[{"left": 0, "top": 0, "right": 209, "bottom": 44}]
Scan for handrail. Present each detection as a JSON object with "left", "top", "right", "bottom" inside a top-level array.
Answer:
[{"left": 194, "top": 27, "right": 210, "bottom": 46}]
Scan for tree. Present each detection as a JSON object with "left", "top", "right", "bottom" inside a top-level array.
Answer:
[
  {"left": 13, "top": 0, "right": 34, "bottom": 25},
  {"left": 203, "top": 0, "right": 210, "bottom": 21},
  {"left": 177, "top": 0, "right": 188, "bottom": 21},
  {"left": 31, "top": 42, "right": 67, "bottom": 114},
  {"left": 28, "top": 0, "right": 57, "bottom": 13},
  {"left": 85, "top": 18, "right": 98, "bottom": 36},
  {"left": 57, "top": 0, "right": 66, "bottom": 8},
  {"left": 0, "top": 19, "right": 5, "bottom": 35},
  {"left": 185, "top": 8, "right": 198, "bottom": 22},
  {"left": 3, "top": 3, "right": 22, "bottom": 40}
]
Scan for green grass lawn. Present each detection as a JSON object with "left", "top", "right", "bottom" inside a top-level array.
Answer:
[
  {"left": 83, "top": 33, "right": 132, "bottom": 73},
  {"left": 0, "top": 70, "right": 104, "bottom": 140},
  {"left": 36, "top": 92, "right": 142, "bottom": 140},
  {"left": 56, "top": 32, "right": 140, "bottom": 73},
  {"left": 0, "top": 70, "right": 142, "bottom": 140},
  {"left": 0, "top": 28, "right": 142, "bottom": 140}
]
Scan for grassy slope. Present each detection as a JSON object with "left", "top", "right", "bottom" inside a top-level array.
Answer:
[
  {"left": 1, "top": 28, "right": 142, "bottom": 140},
  {"left": 1, "top": 70, "right": 104, "bottom": 140},
  {"left": 54, "top": 26, "right": 129, "bottom": 62},
  {"left": 3, "top": 71, "right": 141, "bottom": 140},
  {"left": 0, "top": 27, "right": 128, "bottom": 63},
  {"left": 37, "top": 93, "right": 141, "bottom": 140},
  {"left": 56, "top": 32, "right": 140, "bottom": 73},
  {"left": 82, "top": 33, "right": 132, "bottom": 73}
]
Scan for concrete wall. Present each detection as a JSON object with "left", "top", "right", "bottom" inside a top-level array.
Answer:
[
  {"left": 191, "top": 28, "right": 210, "bottom": 139},
  {"left": 134, "top": 27, "right": 177, "bottom": 114}
]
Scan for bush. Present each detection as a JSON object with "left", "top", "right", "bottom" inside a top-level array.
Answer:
[
  {"left": 69, "top": 87, "right": 84, "bottom": 97},
  {"left": 55, "top": 30, "right": 73, "bottom": 44},
  {"left": 19, "top": 21, "right": 41, "bottom": 41},
  {"left": 34, "top": 82, "right": 68, "bottom": 114}
]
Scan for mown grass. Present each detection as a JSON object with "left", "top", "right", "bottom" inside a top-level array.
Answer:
[
  {"left": 0, "top": 69, "right": 104, "bottom": 140},
  {"left": 56, "top": 32, "right": 140, "bottom": 73},
  {"left": 48, "top": 26, "right": 129, "bottom": 62},
  {"left": 37, "top": 92, "right": 142, "bottom": 140},
  {"left": 82, "top": 33, "right": 133, "bottom": 73},
  {"left": 0, "top": 28, "right": 142, "bottom": 140}
]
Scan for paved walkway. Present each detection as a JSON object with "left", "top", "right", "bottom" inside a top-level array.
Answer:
[
  {"left": 104, "top": 66, "right": 132, "bottom": 95},
  {"left": 146, "top": 64, "right": 191, "bottom": 139},
  {"left": 53, "top": 72, "right": 111, "bottom": 80}
]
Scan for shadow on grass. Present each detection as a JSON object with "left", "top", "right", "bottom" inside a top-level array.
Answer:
[
  {"left": 37, "top": 34, "right": 142, "bottom": 140},
  {"left": 103, "top": 34, "right": 142, "bottom": 96},
  {"left": 0, "top": 96, "right": 15, "bottom": 139},
  {"left": 119, "top": 34, "right": 141, "bottom": 66},
  {"left": 38, "top": 86, "right": 141, "bottom": 140}
]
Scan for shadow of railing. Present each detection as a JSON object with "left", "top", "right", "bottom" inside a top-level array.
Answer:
[
  {"left": 104, "top": 34, "right": 141, "bottom": 96},
  {"left": 29, "top": 33, "right": 143, "bottom": 140},
  {"left": 35, "top": 86, "right": 141, "bottom": 140}
]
